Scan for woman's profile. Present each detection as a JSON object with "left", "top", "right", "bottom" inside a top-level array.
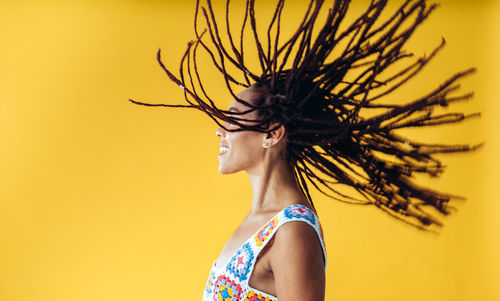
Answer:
[{"left": 130, "top": 0, "right": 478, "bottom": 300}]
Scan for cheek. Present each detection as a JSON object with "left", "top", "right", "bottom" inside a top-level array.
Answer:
[{"left": 229, "top": 133, "right": 264, "bottom": 158}]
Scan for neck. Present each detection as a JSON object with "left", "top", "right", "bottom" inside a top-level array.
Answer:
[{"left": 246, "top": 152, "right": 308, "bottom": 214}]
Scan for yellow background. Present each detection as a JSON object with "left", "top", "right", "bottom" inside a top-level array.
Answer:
[{"left": 1, "top": 0, "right": 498, "bottom": 300}]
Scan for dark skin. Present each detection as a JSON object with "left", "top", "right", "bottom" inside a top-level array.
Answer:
[{"left": 214, "top": 85, "right": 326, "bottom": 300}]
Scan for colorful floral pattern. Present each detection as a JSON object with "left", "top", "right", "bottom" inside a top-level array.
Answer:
[
  {"left": 205, "top": 270, "right": 215, "bottom": 295},
  {"left": 226, "top": 242, "right": 254, "bottom": 281},
  {"left": 245, "top": 291, "right": 273, "bottom": 301},
  {"left": 213, "top": 275, "right": 244, "bottom": 301},
  {"left": 203, "top": 204, "right": 326, "bottom": 301},
  {"left": 254, "top": 216, "right": 278, "bottom": 247},
  {"left": 283, "top": 204, "right": 316, "bottom": 225}
]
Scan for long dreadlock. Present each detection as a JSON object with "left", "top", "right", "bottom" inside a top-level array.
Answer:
[{"left": 129, "top": 0, "right": 480, "bottom": 230}]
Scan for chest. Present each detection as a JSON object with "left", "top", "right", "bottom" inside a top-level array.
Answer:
[
  {"left": 214, "top": 216, "right": 271, "bottom": 269},
  {"left": 209, "top": 219, "right": 278, "bottom": 298}
]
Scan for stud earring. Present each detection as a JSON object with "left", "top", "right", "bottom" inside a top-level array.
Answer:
[{"left": 264, "top": 141, "right": 270, "bottom": 147}]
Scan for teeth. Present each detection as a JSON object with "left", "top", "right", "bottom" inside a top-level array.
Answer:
[{"left": 219, "top": 146, "right": 230, "bottom": 153}]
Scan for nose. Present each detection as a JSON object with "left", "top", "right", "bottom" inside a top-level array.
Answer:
[{"left": 216, "top": 125, "right": 225, "bottom": 138}]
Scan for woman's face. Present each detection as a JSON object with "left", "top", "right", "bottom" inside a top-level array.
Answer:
[{"left": 216, "top": 86, "right": 268, "bottom": 175}]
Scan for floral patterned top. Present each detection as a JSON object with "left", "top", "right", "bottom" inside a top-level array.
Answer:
[{"left": 202, "top": 204, "right": 327, "bottom": 301}]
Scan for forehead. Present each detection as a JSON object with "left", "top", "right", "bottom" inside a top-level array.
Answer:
[{"left": 228, "top": 85, "right": 267, "bottom": 113}]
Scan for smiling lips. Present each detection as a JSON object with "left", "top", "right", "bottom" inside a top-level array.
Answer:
[{"left": 219, "top": 145, "right": 229, "bottom": 157}]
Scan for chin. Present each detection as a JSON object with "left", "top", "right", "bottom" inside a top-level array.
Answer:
[
  {"left": 218, "top": 162, "right": 242, "bottom": 175},
  {"left": 218, "top": 165, "right": 235, "bottom": 175}
]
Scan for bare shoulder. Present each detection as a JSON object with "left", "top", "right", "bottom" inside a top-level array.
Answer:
[
  {"left": 272, "top": 221, "right": 324, "bottom": 263},
  {"left": 268, "top": 221, "right": 325, "bottom": 301}
]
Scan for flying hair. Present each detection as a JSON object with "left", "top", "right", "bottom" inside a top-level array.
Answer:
[{"left": 129, "top": 0, "right": 480, "bottom": 230}]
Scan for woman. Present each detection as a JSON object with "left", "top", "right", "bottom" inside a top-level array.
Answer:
[
  {"left": 209, "top": 83, "right": 327, "bottom": 300},
  {"left": 130, "top": 0, "right": 478, "bottom": 299}
]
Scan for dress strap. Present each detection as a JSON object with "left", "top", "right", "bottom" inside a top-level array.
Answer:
[
  {"left": 253, "top": 204, "right": 327, "bottom": 269},
  {"left": 213, "top": 204, "right": 327, "bottom": 301},
  {"left": 224, "top": 204, "right": 327, "bottom": 287}
]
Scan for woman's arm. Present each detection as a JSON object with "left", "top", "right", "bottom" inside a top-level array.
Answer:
[{"left": 270, "top": 221, "right": 326, "bottom": 301}]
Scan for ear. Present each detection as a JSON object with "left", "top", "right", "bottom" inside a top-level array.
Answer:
[{"left": 263, "top": 123, "right": 286, "bottom": 148}]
